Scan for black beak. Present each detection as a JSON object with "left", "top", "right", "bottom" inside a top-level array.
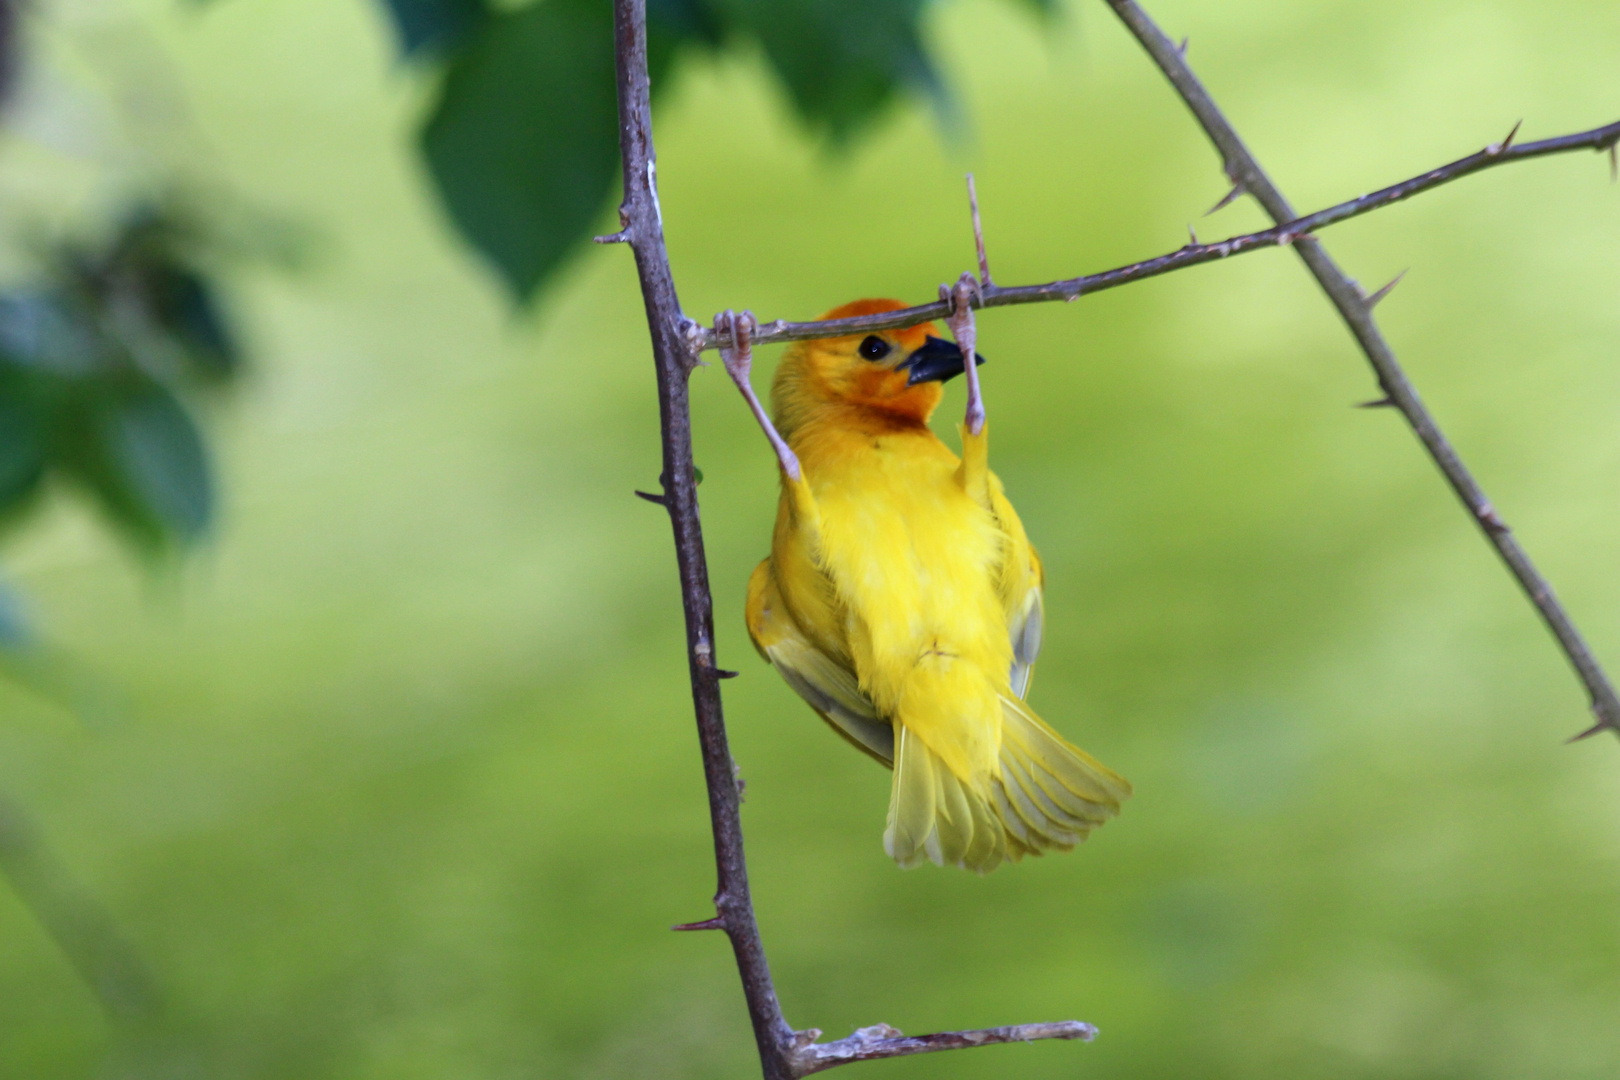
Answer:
[{"left": 902, "top": 336, "right": 987, "bottom": 386}]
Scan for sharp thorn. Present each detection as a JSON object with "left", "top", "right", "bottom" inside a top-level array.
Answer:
[
  {"left": 672, "top": 916, "right": 726, "bottom": 932},
  {"left": 634, "top": 489, "right": 667, "bottom": 505},
  {"left": 1177, "top": 36, "right": 1189, "bottom": 55},
  {"left": 714, "top": 668, "right": 740, "bottom": 680},
  {"left": 1355, "top": 396, "right": 1396, "bottom": 409},
  {"left": 1186, "top": 223, "right": 1199, "bottom": 246},
  {"left": 1501, "top": 118, "right": 1522, "bottom": 152},
  {"left": 593, "top": 229, "right": 631, "bottom": 244},
  {"left": 1205, "top": 183, "right": 1244, "bottom": 216},
  {"left": 1487, "top": 119, "right": 1523, "bottom": 156},
  {"left": 1566, "top": 720, "right": 1614, "bottom": 743},
  {"left": 1365, "top": 268, "right": 1409, "bottom": 308},
  {"left": 1609, "top": 144, "right": 1617, "bottom": 183}
]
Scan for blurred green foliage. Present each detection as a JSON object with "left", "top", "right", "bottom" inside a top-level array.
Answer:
[
  {"left": 0, "top": 1, "right": 1618, "bottom": 1079},
  {"left": 399, "top": 0, "right": 1022, "bottom": 297},
  {"left": 0, "top": 201, "right": 245, "bottom": 673},
  {"left": 0, "top": 207, "right": 236, "bottom": 552}
]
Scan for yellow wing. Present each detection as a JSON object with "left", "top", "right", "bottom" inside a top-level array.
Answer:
[
  {"left": 746, "top": 558, "right": 894, "bottom": 765},
  {"left": 960, "top": 422, "right": 1046, "bottom": 699}
]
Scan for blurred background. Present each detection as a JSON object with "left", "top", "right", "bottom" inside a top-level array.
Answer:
[{"left": 1, "top": 0, "right": 1618, "bottom": 1076}]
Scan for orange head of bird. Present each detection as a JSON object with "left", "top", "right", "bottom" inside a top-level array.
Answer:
[{"left": 770, "top": 298, "right": 986, "bottom": 436}]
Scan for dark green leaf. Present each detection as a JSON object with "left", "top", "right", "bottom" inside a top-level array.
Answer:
[
  {"left": 0, "top": 579, "right": 27, "bottom": 650},
  {"left": 150, "top": 266, "right": 239, "bottom": 380},
  {"left": 0, "top": 292, "right": 103, "bottom": 375},
  {"left": 421, "top": 0, "right": 623, "bottom": 300},
  {"left": 381, "top": 0, "right": 490, "bottom": 58},
  {"left": 647, "top": 0, "right": 723, "bottom": 47},
  {"left": 0, "top": 392, "right": 46, "bottom": 511},
  {"left": 106, "top": 383, "right": 213, "bottom": 543},
  {"left": 54, "top": 379, "right": 213, "bottom": 549},
  {"left": 703, "top": 0, "right": 943, "bottom": 143}
]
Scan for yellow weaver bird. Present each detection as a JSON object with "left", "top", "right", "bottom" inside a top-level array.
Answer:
[{"left": 717, "top": 289, "right": 1130, "bottom": 874}]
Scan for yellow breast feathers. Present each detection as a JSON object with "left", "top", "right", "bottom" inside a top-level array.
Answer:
[{"left": 724, "top": 298, "right": 1129, "bottom": 873}]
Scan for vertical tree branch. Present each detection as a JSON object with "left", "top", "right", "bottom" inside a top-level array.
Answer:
[
  {"left": 607, "top": 2, "right": 798, "bottom": 1077},
  {"left": 1104, "top": 0, "right": 1620, "bottom": 740}
]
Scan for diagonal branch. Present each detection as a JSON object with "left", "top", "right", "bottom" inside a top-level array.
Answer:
[
  {"left": 690, "top": 116, "right": 1620, "bottom": 352},
  {"left": 0, "top": 793, "right": 162, "bottom": 1022},
  {"left": 1102, "top": 0, "right": 1620, "bottom": 741},
  {"left": 608, "top": 1, "right": 1103, "bottom": 1077}
]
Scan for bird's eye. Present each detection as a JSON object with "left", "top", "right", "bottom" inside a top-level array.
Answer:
[{"left": 858, "top": 335, "right": 891, "bottom": 361}]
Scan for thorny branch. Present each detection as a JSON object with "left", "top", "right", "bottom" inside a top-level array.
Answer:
[
  {"left": 1102, "top": 0, "right": 1620, "bottom": 742},
  {"left": 607, "top": 3, "right": 794, "bottom": 1076},
  {"left": 609, "top": 0, "right": 1620, "bottom": 1073},
  {"left": 609, "top": 1, "right": 1104, "bottom": 1077},
  {"left": 689, "top": 115, "right": 1620, "bottom": 351}
]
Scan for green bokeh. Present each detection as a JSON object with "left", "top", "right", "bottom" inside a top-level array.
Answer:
[{"left": 2, "top": 0, "right": 1619, "bottom": 1077}]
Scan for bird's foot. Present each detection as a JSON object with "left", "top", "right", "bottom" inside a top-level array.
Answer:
[
  {"left": 715, "top": 309, "right": 758, "bottom": 390},
  {"left": 940, "top": 274, "right": 985, "bottom": 434}
]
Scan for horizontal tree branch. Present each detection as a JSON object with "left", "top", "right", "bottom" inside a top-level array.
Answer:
[
  {"left": 689, "top": 115, "right": 1620, "bottom": 351},
  {"left": 787, "top": 1020, "right": 1097, "bottom": 1076}
]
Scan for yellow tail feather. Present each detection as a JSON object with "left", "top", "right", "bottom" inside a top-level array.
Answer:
[
  {"left": 993, "top": 695, "right": 1130, "bottom": 853},
  {"left": 881, "top": 697, "right": 1129, "bottom": 873},
  {"left": 884, "top": 728, "right": 1007, "bottom": 874}
]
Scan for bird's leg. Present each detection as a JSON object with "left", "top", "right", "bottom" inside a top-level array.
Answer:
[
  {"left": 943, "top": 273, "right": 984, "bottom": 435},
  {"left": 717, "top": 310, "right": 801, "bottom": 481}
]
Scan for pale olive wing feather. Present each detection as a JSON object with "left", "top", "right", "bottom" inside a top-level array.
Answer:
[
  {"left": 746, "top": 559, "right": 894, "bottom": 765},
  {"left": 766, "top": 634, "right": 894, "bottom": 764},
  {"left": 1007, "top": 584, "right": 1044, "bottom": 700},
  {"left": 984, "top": 470, "right": 1045, "bottom": 700}
]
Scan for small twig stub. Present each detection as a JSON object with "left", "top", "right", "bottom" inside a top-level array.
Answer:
[{"left": 966, "top": 173, "right": 993, "bottom": 286}]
